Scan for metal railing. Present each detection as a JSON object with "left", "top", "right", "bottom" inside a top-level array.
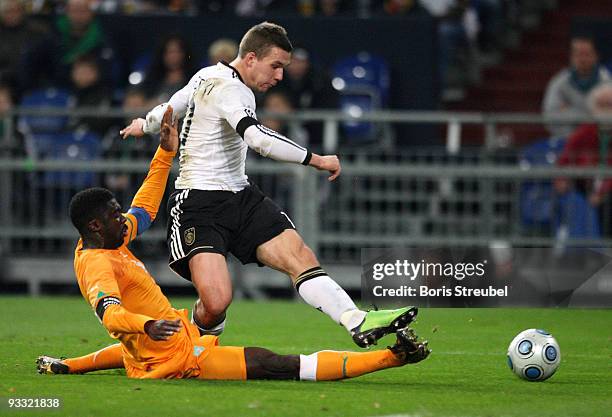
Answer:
[
  {"left": 5, "top": 107, "right": 612, "bottom": 152},
  {"left": 1, "top": 107, "right": 611, "bottom": 293}
]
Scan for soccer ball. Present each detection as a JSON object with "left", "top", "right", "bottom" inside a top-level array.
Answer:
[{"left": 507, "top": 328, "right": 561, "bottom": 381}]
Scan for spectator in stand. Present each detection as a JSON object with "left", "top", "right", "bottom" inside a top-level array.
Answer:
[
  {"left": 542, "top": 36, "right": 611, "bottom": 139},
  {"left": 104, "top": 87, "right": 152, "bottom": 160},
  {"left": 234, "top": 0, "right": 278, "bottom": 16},
  {"left": 0, "top": 83, "right": 23, "bottom": 156},
  {"left": 279, "top": 47, "right": 338, "bottom": 109},
  {"left": 23, "top": 0, "right": 115, "bottom": 89},
  {"left": 258, "top": 88, "right": 310, "bottom": 214},
  {"left": 470, "top": 0, "right": 503, "bottom": 53},
  {"left": 381, "top": 0, "right": 419, "bottom": 15},
  {"left": 150, "top": 0, "right": 195, "bottom": 13},
  {"left": 277, "top": 46, "right": 337, "bottom": 148},
  {"left": 419, "top": 0, "right": 480, "bottom": 88},
  {"left": 207, "top": 38, "right": 238, "bottom": 66},
  {"left": 102, "top": 87, "right": 150, "bottom": 204},
  {"left": 0, "top": 0, "right": 49, "bottom": 95},
  {"left": 0, "top": 84, "right": 13, "bottom": 139},
  {"left": 554, "top": 82, "right": 612, "bottom": 236},
  {"left": 68, "top": 54, "right": 112, "bottom": 135},
  {"left": 0, "top": 84, "right": 15, "bottom": 145},
  {"left": 142, "top": 33, "right": 196, "bottom": 104},
  {"left": 261, "top": 89, "right": 309, "bottom": 147}
]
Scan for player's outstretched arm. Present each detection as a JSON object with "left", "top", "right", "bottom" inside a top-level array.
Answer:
[
  {"left": 120, "top": 117, "right": 146, "bottom": 139},
  {"left": 120, "top": 71, "right": 200, "bottom": 139},
  {"left": 240, "top": 122, "right": 341, "bottom": 181},
  {"left": 125, "top": 106, "right": 178, "bottom": 239}
]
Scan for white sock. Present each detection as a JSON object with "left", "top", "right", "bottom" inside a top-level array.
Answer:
[
  {"left": 340, "top": 309, "right": 367, "bottom": 332},
  {"left": 299, "top": 353, "right": 318, "bottom": 381},
  {"left": 192, "top": 307, "right": 227, "bottom": 336},
  {"left": 296, "top": 272, "right": 363, "bottom": 331},
  {"left": 203, "top": 318, "right": 226, "bottom": 336}
]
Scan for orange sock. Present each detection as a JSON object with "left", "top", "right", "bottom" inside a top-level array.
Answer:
[
  {"left": 299, "top": 349, "right": 402, "bottom": 381},
  {"left": 63, "top": 343, "right": 124, "bottom": 374}
]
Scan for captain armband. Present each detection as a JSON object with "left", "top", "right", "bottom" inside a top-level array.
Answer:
[
  {"left": 95, "top": 296, "right": 121, "bottom": 321},
  {"left": 236, "top": 116, "right": 260, "bottom": 138}
]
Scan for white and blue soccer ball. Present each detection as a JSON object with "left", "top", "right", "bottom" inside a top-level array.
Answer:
[{"left": 507, "top": 328, "right": 561, "bottom": 381}]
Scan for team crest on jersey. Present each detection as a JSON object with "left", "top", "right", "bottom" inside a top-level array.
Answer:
[{"left": 184, "top": 227, "right": 196, "bottom": 246}]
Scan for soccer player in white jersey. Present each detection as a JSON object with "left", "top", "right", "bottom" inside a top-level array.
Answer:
[{"left": 120, "top": 22, "right": 417, "bottom": 348}]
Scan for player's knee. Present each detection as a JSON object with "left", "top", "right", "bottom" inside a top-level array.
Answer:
[{"left": 202, "top": 295, "right": 231, "bottom": 317}]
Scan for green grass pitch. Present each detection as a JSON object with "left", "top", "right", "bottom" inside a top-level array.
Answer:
[{"left": 0, "top": 296, "right": 610, "bottom": 417}]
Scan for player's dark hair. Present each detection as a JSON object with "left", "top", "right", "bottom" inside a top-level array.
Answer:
[
  {"left": 239, "top": 22, "right": 293, "bottom": 59},
  {"left": 69, "top": 187, "right": 114, "bottom": 234}
]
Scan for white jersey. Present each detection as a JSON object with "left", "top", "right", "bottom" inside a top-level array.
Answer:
[
  {"left": 176, "top": 62, "right": 253, "bottom": 191},
  {"left": 143, "top": 62, "right": 310, "bottom": 192}
]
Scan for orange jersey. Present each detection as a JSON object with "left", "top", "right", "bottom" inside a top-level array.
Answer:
[{"left": 73, "top": 146, "right": 210, "bottom": 378}]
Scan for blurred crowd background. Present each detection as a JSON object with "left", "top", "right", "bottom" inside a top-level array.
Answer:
[{"left": 0, "top": 0, "right": 611, "bottom": 300}]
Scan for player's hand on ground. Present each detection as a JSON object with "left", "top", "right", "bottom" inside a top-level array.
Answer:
[
  {"left": 144, "top": 319, "right": 182, "bottom": 341},
  {"left": 309, "top": 154, "right": 341, "bottom": 181},
  {"left": 120, "top": 118, "right": 146, "bottom": 139},
  {"left": 160, "top": 105, "right": 178, "bottom": 152}
]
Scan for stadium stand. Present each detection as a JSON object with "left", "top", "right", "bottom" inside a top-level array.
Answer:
[
  {"left": 0, "top": 1, "right": 611, "bottom": 301},
  {"left": 18, "top": 87, "right": 72, "bottom": 135},
  {"left": 449, "top": 0, "right": 612, "bottom": 146},
  {"left": 332, "top": 52, "right": 390, "bottom": 143}
]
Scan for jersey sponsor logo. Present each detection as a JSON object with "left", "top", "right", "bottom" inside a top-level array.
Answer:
[{"left": 184, "top": 227, "right": 196, "bottom": 246}]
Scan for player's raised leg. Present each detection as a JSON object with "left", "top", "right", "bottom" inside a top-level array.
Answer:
[
  {"left": 37, "top": 343, "right": 124, "bottom": 374},
  {"left": 256, "top": 229, "right": 418, "bottom": 347}
]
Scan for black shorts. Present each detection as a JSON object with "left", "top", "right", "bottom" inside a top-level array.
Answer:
[{"left": 166, "top": 184, "right": 295, "bottom": 281}]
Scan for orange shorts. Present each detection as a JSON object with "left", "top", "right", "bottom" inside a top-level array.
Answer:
[
  {"left": 193, "top": 335, "right": 247, "bottom": 380},
  {"left": 126, "top": 312, "right": 247, "bottom": 380}
]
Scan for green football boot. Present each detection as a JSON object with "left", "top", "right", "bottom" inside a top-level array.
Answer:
[{"left": 351, "top": 306, "right": 418, "bottom": 348}]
